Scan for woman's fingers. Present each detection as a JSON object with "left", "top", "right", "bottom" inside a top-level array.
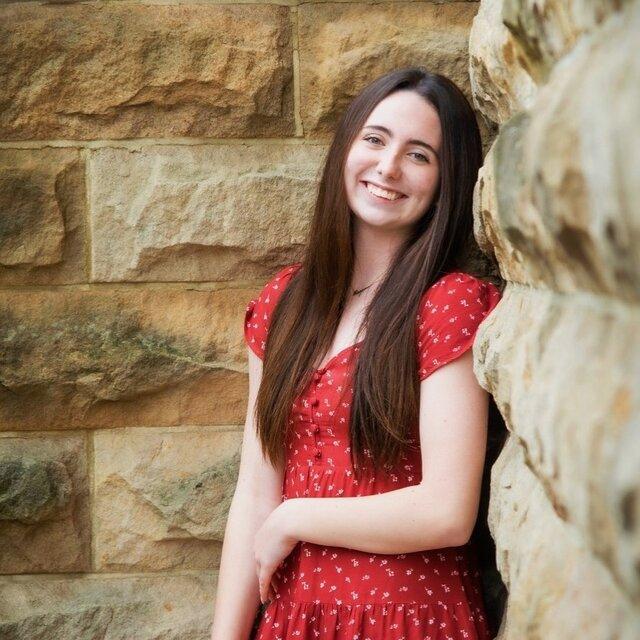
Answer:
[
  {"left": 258, "top": 566, "right": 273, "bottom": 603},
  {"left": 257, "top": 563, "right": 282, "bottom": 603}
]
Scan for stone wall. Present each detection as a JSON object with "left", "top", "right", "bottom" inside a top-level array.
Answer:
[
  {"left": 2, "top": 0, "right": 637, "bottom": 638},
  {"left": 469, "top": 0, "right": 640, "bottom": 638},
  {"left": 0, "top": 2, "right": 486, "bottom": 638}
]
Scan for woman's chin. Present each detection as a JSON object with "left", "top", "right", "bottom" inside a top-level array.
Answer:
[{"left": 351, "top": 210, "right": 411, "bottom": 232}]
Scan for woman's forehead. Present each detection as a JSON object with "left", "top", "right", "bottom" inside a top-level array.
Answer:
[{"left": 363, "top": 93, "right": 441, "bottom": 147}]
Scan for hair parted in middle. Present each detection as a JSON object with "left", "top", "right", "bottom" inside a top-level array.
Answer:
[{"left": 253, "top": 66, "right": 484, "bottom": 481}]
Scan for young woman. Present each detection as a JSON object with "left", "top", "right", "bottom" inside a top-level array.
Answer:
[{"left": 211, "top": 67, "right": 502, "bottom": 640}]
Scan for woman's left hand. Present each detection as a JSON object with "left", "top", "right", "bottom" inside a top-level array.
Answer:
[{"left": 254, "top": 499, "right": 299, "bottom": 604}]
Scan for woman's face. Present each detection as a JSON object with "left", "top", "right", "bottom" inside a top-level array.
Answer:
[{"left": 343, "top": 90, "right": 442, "bottom": 235}]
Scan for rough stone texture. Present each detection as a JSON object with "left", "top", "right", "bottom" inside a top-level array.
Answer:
[
  {"left": 0, "top": 458, "right": 71, "bottom": 524},
  {"left": 94, "top": 426, "right": 241, "bottom": 571},
  {"left": 0, "top": 147, "right": 87, "bottom": 285},
  {"left": 0, "top": 4, "right": 294, "bottom": 141},
  {"left": 0, "top": 572, "right": 218, "bottom": 640},
  {"left": 469, "top": 0, "right": 629, "bottom": 125},
  {"left": 470, "top": 0, "right": 640, "bottom": 636},
  {"left": 501, "top": 0, "right": 629, "bottom": 84},
  {"left": 88, "top": 143, "right": 322, "bottom": 282},
  {"left": 475, "top": 2, "right": 640, "bottom": 298},
  {"left": 488, "top": 437, "right": 638, "bottom": 640},
  {"left": 476, "top": 285, "right": 640, "bottom": 602},
  {"left": 298, "top": 2, "right": 494, "bottom": 142},
  {"left": 513, "top": 4, "right": 640, "bottom": 299},
  {"left": 0, "top": 432, "right": 90, "bottom": 573},
  {"left": 0, "top": 286, "right": 257, "bottom": 431},
  {"left": 469, "top": 0, "right": 537, "bottom": 125},
  {"left": 474, "top": 112, "right": 533, "bottom": 283}
]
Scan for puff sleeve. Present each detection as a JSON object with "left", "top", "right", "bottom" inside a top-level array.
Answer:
[
  {"left": 243, "top": 263, "right": 302, "bottom": 359},
  {"left": 416, "top": 271, "right": 502, "bottom": 381}
]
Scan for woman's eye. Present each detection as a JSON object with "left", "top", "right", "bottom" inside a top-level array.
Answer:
[{"left": 363, "top": 136, "right": 429, "bottom": 163}]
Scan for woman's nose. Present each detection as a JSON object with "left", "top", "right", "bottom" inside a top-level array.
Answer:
[{"left": 376, "top": 149, "right": 402, "bottom": 179}]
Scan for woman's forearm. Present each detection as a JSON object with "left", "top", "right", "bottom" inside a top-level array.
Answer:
[
  {"left": 282, "top": 482, "right": 465, "bottom": 555},
  {"left": 210, "top": 488, "right": 279, "bottom": 640}
]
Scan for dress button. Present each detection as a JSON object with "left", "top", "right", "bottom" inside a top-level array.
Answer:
[
  {"left": 311, "top": 398, "right": 319, "bottom": 407},
  {"left": 314, "top": 450, "right": 322, "bottom": 459},
  {"left": 313, "top": 426, "right": 320, "bottom": 435},
  {"left": 313, "top": 372, "right": 323, "bottom": 382}
]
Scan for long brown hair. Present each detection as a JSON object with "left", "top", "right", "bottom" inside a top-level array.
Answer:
[{"left": 254, "top": 67, "right": 484, "bottom": 480}]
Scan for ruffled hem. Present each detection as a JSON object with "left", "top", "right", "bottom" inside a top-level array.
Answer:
[{"left": 255, "top": 597, "right": 491, "bottom": 640}]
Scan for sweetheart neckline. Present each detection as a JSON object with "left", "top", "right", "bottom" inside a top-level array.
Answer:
[{"left": 313, "top": 339, "right": 364, "bottom": 373}]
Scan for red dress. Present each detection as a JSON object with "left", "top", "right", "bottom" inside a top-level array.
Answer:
[{"left": 244, "top": 263, "right": 502, "bottom": 640}]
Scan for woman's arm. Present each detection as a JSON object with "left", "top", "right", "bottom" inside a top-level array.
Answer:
[
  {"left": 210, "top": 349, "right": 284, "bottom": 640},
  {"left": 278, "top": 349, "right": 489, "bottom": 554}
]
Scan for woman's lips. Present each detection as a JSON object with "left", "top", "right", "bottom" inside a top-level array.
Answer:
[{"left": 361, "top": 181, "right": 408, "bottom": 202}]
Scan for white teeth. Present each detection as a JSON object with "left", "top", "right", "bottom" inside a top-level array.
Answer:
[{"left": 365, "top": 182, "right": 404, "bottom": 200}]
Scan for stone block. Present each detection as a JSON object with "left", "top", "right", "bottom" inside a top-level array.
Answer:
[
  {"left": 0, "top": 3, "right": 293, "bottom": 140},
  {"left": 469, "top": 0, "right": 537, "bottom": 125},
  {"left": 0, "top": 147, "right": 87, "bottom": 285},
  {"left": 501, "top": 0, "right": 627, "bottom": 83},
  {"left": 298, "top": 2, "right": 481, "bottom": 137},
  {"left": 94, "top": 426, "right": 242, "bottom": 571},
  {"left": 0, "top": 286, "right": 256, "bottom": 430},
  {"left": 0, "top": 572, "right": 218, "bottom": 640},
  {"left": 476, "top": 285, "right": 640, "bottom": 603},
  {"left": 490, "top": 438, "right": 639, "bottom": 639},
  {"left": 0, "top": 431, "right": 90, "bottom": 573},
  {"left": 474, "top": 3, "right": 640, "bottom": 297},
  {"left": 87, "top": 143, "right": 325, "bottom": 282}
]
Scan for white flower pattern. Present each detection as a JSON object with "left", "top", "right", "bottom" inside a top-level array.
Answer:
[{"left": 243, "top": 264, "right": 501, "bottom": 639}]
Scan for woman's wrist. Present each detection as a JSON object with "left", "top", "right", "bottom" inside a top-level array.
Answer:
[{"left": 277, "top": 497, "right": 303, "bottom": 541}]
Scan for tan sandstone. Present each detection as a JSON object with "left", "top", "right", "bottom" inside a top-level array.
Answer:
[
  {"left": 470, "top": 1, "right": 640, "bottom": 635},
  {"left": 94, "top": 426, "right": 242, "bottom": 571},
  {"left": 298, "top": 2, "right": 486, "bottom": 138},
  {"left": 488, "top": 437, "right": 638, "bottom": 639},
  {"left": 0, "top": 3, "right": 293, "bottom": 141},
  {"left": 0, "top": 148, "right": 87, "bottom": 285},
  {"left": 0, "top": 431, "right": 90, "bottom": 574},
  {"left": 474, "top": 2, "right": 640, "bottom": 297},
  {"left": 500, "top": 0, "right": 629, "bottom": 85},
  {"left": 469, "top": 0, "right": 537, "bottom": 125},
  {"left": 0, "top": 572, "right": 218, "bottom": 640},
  {"left": 88, "top": 143, "right": 324, "bottom": 282},
  {"left": 0, "top": 285, "right": 261, "bottom": 431},
  {"left": 476, "top": 284, "right": 639, "bottom": 604},
  {"left": 469, "top": 0, "right": 629, "bottom": 125}
]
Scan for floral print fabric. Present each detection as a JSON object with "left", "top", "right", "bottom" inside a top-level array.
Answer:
[{"left": 243, "top": 263, "right": 502, "bottom": 639}]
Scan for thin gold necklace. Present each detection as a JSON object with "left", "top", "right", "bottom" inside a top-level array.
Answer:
[
  {"left": 352, "top": 283, "right": 373, "bottom": 295},
  {"left": 352, "top": 273, "right": 385, "bottom": 295}
]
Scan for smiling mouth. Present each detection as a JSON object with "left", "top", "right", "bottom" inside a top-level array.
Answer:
[{"left": 362, "top": 181, "right": 407, "bottom": 201}]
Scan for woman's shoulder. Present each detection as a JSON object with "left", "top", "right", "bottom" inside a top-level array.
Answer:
[
  {"left": 273, "top": 261, "right": 303, "bottom": 285},
  {"left": 247, "top": 261, "right": 302, "bottom": 313},
  {"left": 243, "top": 262, "right": 302, "bottom": 359},
  {"left": 259, "top": 262, "right": 302, "bottom": 301},
  {"left": 416, "top": 271, "right": 502, "bottom": 380},
  {"left": 420, "top": 270, "right": 502, "bottom": 308}
]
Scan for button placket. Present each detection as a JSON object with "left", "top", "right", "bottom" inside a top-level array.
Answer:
[
  {"left": 312, "top": 422, "right": 322, "bottom": 460},
  {"left": 311, "top": 367, "right": 326, "bottom": 460}
]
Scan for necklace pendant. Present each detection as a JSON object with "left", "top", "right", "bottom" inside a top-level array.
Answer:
[{"left": 353, "top": 284, "right": 372, "bottom": 295}]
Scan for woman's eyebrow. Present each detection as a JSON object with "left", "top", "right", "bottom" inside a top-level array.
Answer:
[{"left": 362, "top": 124, "right": 439, "bottom": 158}]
